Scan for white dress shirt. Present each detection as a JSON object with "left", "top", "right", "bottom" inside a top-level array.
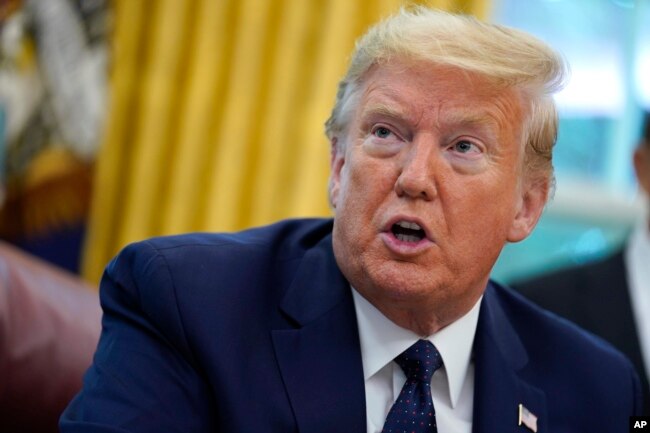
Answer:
[
  {"left": 626, "top": 219, "right": 650, "bottom": 379},
  {"left": 351, "top": 288, "right": 481, "bottom": 433}
]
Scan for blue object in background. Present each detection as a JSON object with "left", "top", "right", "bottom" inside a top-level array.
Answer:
[
  {"left": 493, "top": 212, "right": 631, "bottom": 285},
  {"left": 14, "top": 224, "right": 86, "bottom": 273}
]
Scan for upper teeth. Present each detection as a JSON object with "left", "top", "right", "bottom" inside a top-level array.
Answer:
[{"left": 396, "top": 221, "right": 422, "bottom": 230}]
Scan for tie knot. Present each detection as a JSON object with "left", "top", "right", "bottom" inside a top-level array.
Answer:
[{"left": 395, "top": 339, "right": 442, "bottom": 383}]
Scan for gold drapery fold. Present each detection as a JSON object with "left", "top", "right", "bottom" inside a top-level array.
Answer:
[{"left": 83, "top": 0, "right": 491, "bottom": 283}]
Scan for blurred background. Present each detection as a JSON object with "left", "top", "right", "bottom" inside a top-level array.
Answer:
[{"left": 0, "top": 0, "right": 647, "bottom": 286}]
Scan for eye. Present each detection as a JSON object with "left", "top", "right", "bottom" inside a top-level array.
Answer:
[
  {"left": 453, "top": 140, "right": 479, "bottom": 154},
  {"left": 364, "top": 123, "right": 403, "bottom": 156},
  {"left": 372, "top": 126, "right": 393, "bottom": 139}
]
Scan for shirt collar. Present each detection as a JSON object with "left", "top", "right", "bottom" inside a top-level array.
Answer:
[{"left": 352, "top": 287, "right": 482, "bottom": 408}]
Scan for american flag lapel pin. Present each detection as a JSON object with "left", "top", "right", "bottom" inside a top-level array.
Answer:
[{"left": 518, "top": 404, "right": 538, "bottom": 432}]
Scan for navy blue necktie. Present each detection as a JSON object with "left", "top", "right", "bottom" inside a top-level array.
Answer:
[{"left": 381, "top": 339, "right": 443, "bottom": 433}]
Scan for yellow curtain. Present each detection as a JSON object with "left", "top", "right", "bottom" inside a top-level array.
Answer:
[{"left": 82, "top": 0, "right": 491, "bottom": 283}]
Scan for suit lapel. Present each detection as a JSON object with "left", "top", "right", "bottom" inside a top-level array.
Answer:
[
  {"left": 271, "top": 234, "right": 366, "bottom": 433},
  {"left": 472, "top": 284, "right": 547, "bottom": 433}
]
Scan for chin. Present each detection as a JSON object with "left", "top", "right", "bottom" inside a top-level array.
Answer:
[{"left": 359, "top": 259, "right": 445, "bottom": 303}]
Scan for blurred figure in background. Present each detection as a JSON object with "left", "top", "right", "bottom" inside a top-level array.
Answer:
[
  {"left": 0, "top": 0, "right": 109, "bottom": 272},
  {"left": 514, "top": 111, "right": 650, "bottom": 414}
]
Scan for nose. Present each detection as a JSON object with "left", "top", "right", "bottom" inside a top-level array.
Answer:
[{"left": 394, "top": 137, "right": 438, "bottom": 201}]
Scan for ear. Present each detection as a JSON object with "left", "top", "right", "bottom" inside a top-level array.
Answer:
[
  {"left": 507, "top": 179, "right": 549, "bottom": 243},
  {"left": 328, "top": 137, "right": 345, "bottom": 208},
  {"left": 633, "top": 145, "right": 650, "bottom": 196}
]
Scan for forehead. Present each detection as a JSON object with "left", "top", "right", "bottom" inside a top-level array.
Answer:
[{"left": 354, "top": 61, "right": 527, "bottom": 135}]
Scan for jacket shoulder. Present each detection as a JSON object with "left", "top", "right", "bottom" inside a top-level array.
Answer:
[
  {"left": 125, "top": 218, "right": 333, "bottom": 257},
  {"left": 105, "top": 217, "right": 334, "bottom": 294}
]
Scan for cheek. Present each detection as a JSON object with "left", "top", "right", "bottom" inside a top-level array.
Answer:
[
  {"left": 344, "top": 156, "right": 397, "bottom": 204},
  {"left": 337, "top": 167, "right": 372, "bottom": 225},
  {"left": 448, "top": 175, "right": 519, "bottom": 237},
  {"left": 334, "top": 158, "right": 398, "bottom": 248},
  {"left": 447, "top": 184, "right": 516, "bottom": 274}
]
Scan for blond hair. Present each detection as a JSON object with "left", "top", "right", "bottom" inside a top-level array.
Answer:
[{"left": 325, "top": 6, "right": 567, "bottom": 185}]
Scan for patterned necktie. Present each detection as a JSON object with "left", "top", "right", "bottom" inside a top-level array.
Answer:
[{"left": 381, "top": 339, "right": 443, "bottom": 433}]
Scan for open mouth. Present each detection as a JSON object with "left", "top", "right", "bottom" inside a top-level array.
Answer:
[{"left": 391, "top": 221, "right": 426, "bottom": 243}]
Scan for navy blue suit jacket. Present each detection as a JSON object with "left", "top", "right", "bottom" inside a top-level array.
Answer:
[{"left": 61, "top": 219, "right": 641, "bottom": 432}]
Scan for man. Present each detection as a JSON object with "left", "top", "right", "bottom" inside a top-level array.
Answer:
[
  {"left": 513, "top": 112, "right": 650, "bottom": 415},
  {"left": 60, "top": 7, "right": 641, "bottom": 433}
]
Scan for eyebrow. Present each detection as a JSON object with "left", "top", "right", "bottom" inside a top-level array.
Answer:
[
  {"left": 359, "top": 103, "right": 409, "bottom": 121},
  {"left": 444, "top": 111, "right": 501, "bottom": 129},
  {"left": 361, "top": 103, "right": 501, "bottom": 134}
]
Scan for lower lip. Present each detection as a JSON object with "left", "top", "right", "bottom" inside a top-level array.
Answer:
[{"left": 380, "top": 231, "right": 433, "bottom": 256}]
